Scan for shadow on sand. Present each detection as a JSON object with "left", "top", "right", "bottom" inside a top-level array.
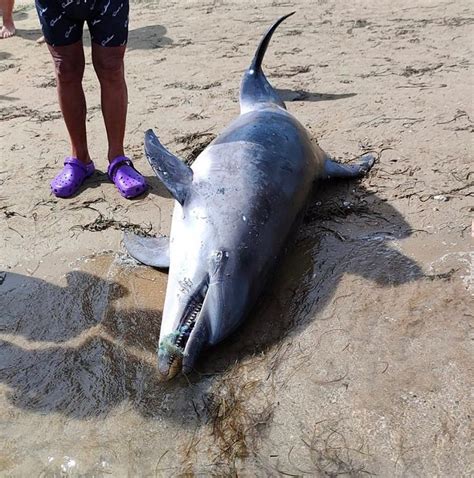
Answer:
[
  {"left": 127, "top": 24, "right": 173, "bottom": 50},
  {"left": 277, "top": 89, "right": 356, "bottom": 102},
  {"left": 14, "top": 23, "right": 173, "bottom": 50},
  {"left": 62, "top": 170, "right": 171, "bottom": 200},
  {"left": 14, "top": 27, "right": 43, "bottom": 42}
]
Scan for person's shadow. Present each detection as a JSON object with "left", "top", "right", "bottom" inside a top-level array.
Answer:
[
  {"left": 0, "top": 183, "right": 423, "bottom": 421},
  {"left": 14, "top": 23, "right": 173, "bottom": 49},
  {"left": 59, "top": 169, "right": 171, "bottom": 200},
  {"left": 14, "top": 27, "right": 43, "bottom": 41},
  {"left": 0, "top": 269, "right": 188, "bottom": 421},
  {"left": 127, "top": 25, "right": 173, "bottom": 50}
]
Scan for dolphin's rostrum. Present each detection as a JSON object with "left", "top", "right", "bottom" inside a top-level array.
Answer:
[{"left": 124, "top": 13, "right": 375, "bottom": 380}]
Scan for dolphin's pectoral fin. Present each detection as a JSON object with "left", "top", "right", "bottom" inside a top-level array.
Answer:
[
  {"left": 323, "top": 154, "right": 375, "bottom": 180},
  {"left": 144, "top": 129, "right": 193, "bottom": 205},
  {"left": 123, "top": 232, "right": 170, "bottom": 268}
]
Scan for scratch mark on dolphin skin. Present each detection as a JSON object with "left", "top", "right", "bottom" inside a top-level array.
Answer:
[{"left": 179, "top": 278, "right": 193, "bottom": 294}]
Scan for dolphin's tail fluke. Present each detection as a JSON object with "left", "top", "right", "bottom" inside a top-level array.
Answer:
[{"left": 239, "top": 12, "right": 295, "bottom": 114}]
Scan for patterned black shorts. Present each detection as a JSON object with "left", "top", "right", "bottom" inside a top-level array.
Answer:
[{"left": 35, "top": 0, "right": 129, "bottom": 47}]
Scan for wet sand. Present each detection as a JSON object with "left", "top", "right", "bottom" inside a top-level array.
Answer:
[{"left": 1, "top": 0, "right": 473, "bottom": 476}]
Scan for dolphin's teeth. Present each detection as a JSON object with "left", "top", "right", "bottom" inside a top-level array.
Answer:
[{"left": 172, "top": 294, "right": 204, "bottom": 357}]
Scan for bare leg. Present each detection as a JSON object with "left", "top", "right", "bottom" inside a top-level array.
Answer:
[
  {"left": 48, "top": 42, "right": 90, "bottom": 164},
  {"left": 91, "top": 43, "right": 127, "bottom": 162},
  {"left": 0, "top": 0, "right": 15, "bottom": 38}
]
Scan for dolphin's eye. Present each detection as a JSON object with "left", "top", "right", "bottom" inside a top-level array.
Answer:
[{"left": 209, "top": 250, "right": 229, "bottom": 277}]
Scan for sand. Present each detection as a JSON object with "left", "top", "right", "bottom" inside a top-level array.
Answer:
[{"left": 0, "top": 0, "right": 473, "bottom": 476}]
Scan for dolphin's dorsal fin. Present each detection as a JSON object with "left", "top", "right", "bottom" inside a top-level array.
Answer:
[
  {"left": 144, "top": 129, "right": 193, "bottom": 205},
  {"left": 239, "top": 12, "right": 295, "bottom": 114}
]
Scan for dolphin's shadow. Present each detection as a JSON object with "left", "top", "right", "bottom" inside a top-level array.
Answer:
[
  {"left": 276, "top": 89, "right": 356, "bottom": 102},
  {"left": 0, "top": 183, "right": 423, "bottom": 421},
  {"left": 194, "top": 181, "right": 424, "bottom": 375}
]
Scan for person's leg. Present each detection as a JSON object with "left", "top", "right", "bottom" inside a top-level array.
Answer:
[
  {"left": 91, "top": 44, "right": 127, "bottom": 163},
  {"left": 88, "top": 0, "right": 146, "bottom": 198},
  {"left": 35, "top": 0, "right": 94, "bottom": 197},
  {"left": 48, "top": 42, "right": 90, "bottom": 164},
  {"left": 91, "top": 43, "right": 147, "bottom": 198},
  {"left": 0, "top": 0, "right": 15, "bottom": 38}
]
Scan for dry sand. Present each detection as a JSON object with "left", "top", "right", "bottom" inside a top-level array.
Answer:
[{"left": 0, "top": 0, "right": 473, "bottom": 476}]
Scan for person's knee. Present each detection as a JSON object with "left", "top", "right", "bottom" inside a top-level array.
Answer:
[
  {"left": 53, "top": 55, "right": 85, "bottom": 84},
  {"left": 92, "top": 51, "right": 125, "bottom": 83}
]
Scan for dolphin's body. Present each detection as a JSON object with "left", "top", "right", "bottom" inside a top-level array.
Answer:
[{"left": 124, "top": 13, "right": 374, "bottom": 379}]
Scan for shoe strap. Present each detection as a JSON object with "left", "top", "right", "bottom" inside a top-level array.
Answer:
[
  {"left": 108, "top": 156, "right": 134, "bottom": 181},
  {"left": 64, "top": 157, "right": 93, "bottom": 174}
]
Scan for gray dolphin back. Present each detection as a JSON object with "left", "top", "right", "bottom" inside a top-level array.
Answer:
[{"left": 239, "top": 12, "right": 295, "bottom": 113}]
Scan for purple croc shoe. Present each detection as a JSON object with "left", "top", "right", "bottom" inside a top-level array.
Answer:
[
  {"left": 108, "top": 156, "right": 148, "bottom": 199},
  {"left": 51, "top": 157, "right": 95, "bottom": 198}
]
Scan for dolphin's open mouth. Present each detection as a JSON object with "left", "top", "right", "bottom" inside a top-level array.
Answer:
[
  {"left": 175, "top": 295, "right": 203, "bottom": 352},
  {"left": 158, "top": 283, "right": 208, "bottom": 379}
]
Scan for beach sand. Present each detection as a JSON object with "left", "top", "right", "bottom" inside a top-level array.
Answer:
[{"left": 0, "top": 0, "right": 473, "bottom": 475}]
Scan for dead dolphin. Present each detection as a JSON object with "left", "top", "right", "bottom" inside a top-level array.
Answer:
[{"left": 124, "top": 12, "right": 375, "bottom": 380}]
